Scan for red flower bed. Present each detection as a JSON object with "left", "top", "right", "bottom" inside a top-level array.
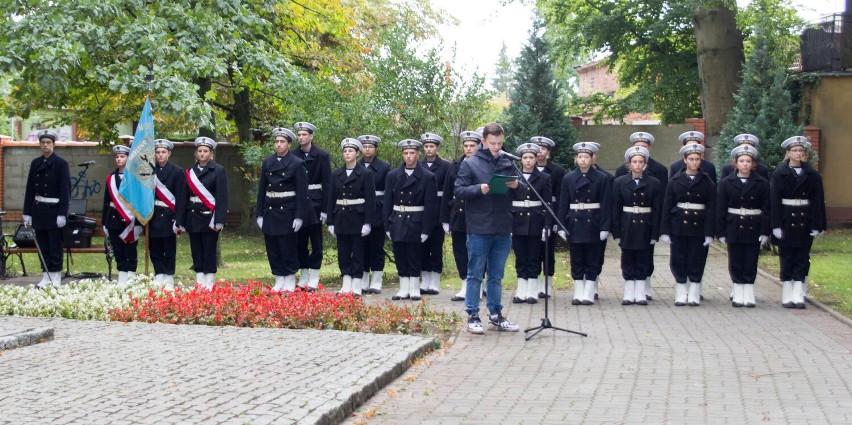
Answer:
[{"left": 109, "top": 280, "right": 457, "bottom": 335}]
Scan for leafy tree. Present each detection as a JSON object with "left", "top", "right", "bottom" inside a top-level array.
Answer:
[
  {"left": 491, "top": 43, "right": 513, "bottom": 95},
  {"left": 717, "top": 11, "right": 801, "bottom": 175},
  {"left": 503, "top": 21, "right": 578, "bottom": 168}
]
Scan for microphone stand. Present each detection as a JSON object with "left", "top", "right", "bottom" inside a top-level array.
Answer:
[
  {"left": 70, "top": 163, "right": 91, "bottom": 198},
  {"left": 508, "top": 158, "right": 588, "bottom": 341}
]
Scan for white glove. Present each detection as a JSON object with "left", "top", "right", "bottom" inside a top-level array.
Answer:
[
  {"left": 557, "top": 230, "right": 567, "bottom": 241},
  {"left": 614, "top": 238, "right": 621, "bottom": 244},
  {"left": 773, "top": 228, "right": 783, "bottom": 240},
  {"left": 213, "top": 223, "right": 224, "bottom": 231},
  {"left": 361, "top": 224, "right": 372, "bottom": 237},
  {"left": 22, "top": 215, "right": 32, "bottom": 227},
  {"left": 386, "top": 231, "right": 391, "bottom": 240},
  {"left": 292, "top": 218, "right": 303, "bottom": 232},
  {"left": 660, "top": 234, "right": 671, "bottom": 244},
  {"left": 172, "top": 223, "right": 184, "bottom": 235},
  {"left": 57, "top": 215, "right": 66, "bottom": 228},
  {"left": 256, "top": 217, "right": 263, "bottom": 229},
  {"left": 810, "top": 230, "right": 822, "bottom": 237},
  {"left": 758, "top": 235, "right": 768, "bottom": 245},
  {"left": 135, "top": 225, "right": 144, "bottom": 235},
  {"left": 421, "top": 233, "right": 428, "bottom": 243},
  {"left": 703, "top": 236, "right": 713, "bottom": 247},
  {"left": 320, "top": 212, "right": 327, "bottom": 224},
  {"left": 650, "top": 239, "right": 657, "bottom": 245},
  {"left": 541, "top": 228, "right": 547, "bottom": 242},
  {"left": 552, "top": 225, "right": 558, "bottom": 233},
  {"left": 442, "top": 223, "right": 450, "bottom": 234},
  {"left": 720, "top": 237, "right": 727, "bottom": 244},
  {"left": 599, "top": 231, "right": 609, "bottom": 241},
  {"left": 328, "top": 225, "right": 335, "bottom": 236},
  {"left": 103, "top": 226, "right": 109, "bottom": 237}
]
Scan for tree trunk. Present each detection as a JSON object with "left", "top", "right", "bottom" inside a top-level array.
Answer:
[
  {"left": 195, "top": 76, "right": 217, "bottom": 139},
  {"left": 693, "top": 4, "right": 744, "bottom": 146}
]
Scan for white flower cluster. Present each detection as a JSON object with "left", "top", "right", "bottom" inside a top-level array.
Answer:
[{"left": 0, "top": 274, "right": 171, "bottom": 321}]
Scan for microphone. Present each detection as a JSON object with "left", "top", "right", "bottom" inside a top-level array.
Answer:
[
  {"left": 499, "top": 150, "right": 522, "bottom": 161},
  {"left": 77, "top": 160, "right": 96, "bottom": 167}
]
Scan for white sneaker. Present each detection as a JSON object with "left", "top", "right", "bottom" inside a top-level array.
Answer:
[
  {"left": 488, "top": 314, "right": 519, "bottom": 332},
  {"left": 467, "top": 315, "right": 485, "bottom": 334}
]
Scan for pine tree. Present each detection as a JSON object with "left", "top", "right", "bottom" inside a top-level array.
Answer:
[
  {"left": 717, "top": 11, "right": 801, "bottom": 174},
  {"left": 502, "top": 22, "right": 577, "bottom": 168},
  {"left": 491, "top": 43, "right": 513, "bottom": 95}
]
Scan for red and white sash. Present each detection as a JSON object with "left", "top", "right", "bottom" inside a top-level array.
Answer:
[
  {"left": 155, "top": 176, "right": 176, "bottom": 212},
  {"left": 107, "top": 174, "right": 141, "bottom": 243},
  {"left": 186, "top": 168, "right": 216, "bottom": 227}
]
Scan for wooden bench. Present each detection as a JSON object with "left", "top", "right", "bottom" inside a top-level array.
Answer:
[{"left": 1, "top": 227, "right": 113, "bottom": 280}]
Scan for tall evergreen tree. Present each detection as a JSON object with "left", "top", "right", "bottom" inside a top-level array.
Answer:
[
  {"left": 491, "top": 43, "right": 513, "bottom": 95},
  {"left": 717, "top": 8, "right": 801, "bottom": 175},
  {"left": 502, "top": 22, "right": 577, "bottom": 168}
]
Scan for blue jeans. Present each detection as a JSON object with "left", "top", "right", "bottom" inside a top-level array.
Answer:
[{"left": 465, "top": 233, "right": 512, "bottom": 317}]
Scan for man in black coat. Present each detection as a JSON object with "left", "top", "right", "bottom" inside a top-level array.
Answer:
[
  {"left": 669, "top": 131, "right": 717, "bottom": 182},
  {"left": 454, "top": 123, "right": 520, "bottom": 334},
  {"left": 292, "top": 121, "right": 331, "bottom": 291},
  {"left": 418, "top": 132, "right": 452, "bottom": 295},
  {"left": 150, "top": 139, "right": 186, "bottom": 290},
  {"left": 257, "top": 127, "right": 311, "bottom": 292},
  {"left": 180, "top": 136, "right": 228, "bottom": 289},
  {"left": 23, "top": 129, "right": 71, "bottom": 288},
  {"left": 383, "top": 139, "right": 438, "bottom": 301},
  {"left": 531, "top": 136, "right": 566, "bottom": 298},
  {"left": 440, "top": 130, "right": 482, "bottom": 301},
  {"left": 358, "top": 134, "right": 391, "bottom": 294},
  {"left": 720, "top": 133, "right": 770, "bottom": 180},
  {"left": 615, "top": 131, "right": 668, "bottom": 300}
]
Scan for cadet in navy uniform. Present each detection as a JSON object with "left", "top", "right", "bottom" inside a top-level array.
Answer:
[
  {"left": 770, "top": 136, "right": 827, "bottom": 309},
  {"left": 22, "top": 129, "right": 71, "bottom": 289},
  {"left": 257, "top": 128, "right": 310, "bottom": 292},
  {"left": 328, "top": 138, "right": 376, "bottom": 295},
  {"left": 717, "top": 144, "right": 770, "bottom": 307},
  {"left": 557, "top": 142, "right": 612, "bottom": 305},
  {"left": 181, "top": 136, "right": 228, "bottom": 289},
  {"left": 660, "top": 144, "right": 716, "bottom": 307},
  {"left": 383, "top": 139, "right": 438, "bottom": 301},
  {"left": 150, "top": 138, "right": 186, "bottom": 290},
  {"left": 358, "top": 134, "right": 391, "bottom": 294},
  {"left": 530, "top": 136, "right": 566, "bottom": 298},
  {"left": 612, "top": 146, "right": 663, "bottom": 305},
  {"left": 510, "top": 143, "right": 551, "bottom": 304},
  {"left": 615, "top": 132, "right": 668, "bottom": 300},
  {"left": 668, "top": 131, "right": 717, "bottom": 182},
  {"left": 440, "top": 131, "right": 482, "bottom": 301},
  {"left": 292, "top": 121, "right": 331, "bottom": 291},
  {"left": 418, "top": 133, "right": 451, "bottom": 295},
  {"left": 102, "top": 145, "right": 143, "bottom": 286},
  {"left": 720, "top": 134, "right": 770, "bottom": 180}
]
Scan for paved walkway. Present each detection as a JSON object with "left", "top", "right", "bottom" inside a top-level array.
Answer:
[
  {"left": 2, "top": 245, "right": 851, "bottom": 424},
  {"left": 344, "top": 245, "right": 852, "bottom": 424}
]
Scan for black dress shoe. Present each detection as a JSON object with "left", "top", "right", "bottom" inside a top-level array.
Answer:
[
  {"left": 513, "top": 296, "right": 525, "bottom": 304},
  {"left": 571, "top": 299, "right": 581, "bottom": 305},
  {"left": 699, "top": 295, "right": 704, "bottom": 301},
  {"left": 688, "top": 302, "right": 699, "bottom": 307},
  {"left": 622, "top": 300, "right": 633, "bottom": 305},
  {"left": 450, "top": 295, "right": 464, "bottom": 301},
  {"left": 795, "top": 303, "right": 806, "bottom": 309},
  {"left": 526, "top": 297, "right": 538, "bottom": 304},
  {"left": 538, "top": 292, "right": 551, "bottom": 299},
  {"left": 745, "top": 303, "right": 755, "bottom": 308},
  {"left": 391, "top": 295, "right": 409, "bottom": 300},
  {"left": 782, "top": 302, "right": 795, "bottom": 308},
  {"left": 581, "top": 300, "right": 594, "bottom": 305},
  {"left": 410, "top": 295, "right": 422, "bottom": 301},
  {"left": 732, "top": 302, "right": 743, "bottom": 308},
  {"left": 428, "top": 289, "right": 440, "bottom": 295},
  {"left": 594, "top": 293, "right": 599, "bottom": 299},
  {"left": 635, "top": 300, "right": 648, "bottom": 306},
  {"left": 674, "top": 301, "right": 686, "bottom": 307},
  {"left": 645, "top": 295, "right": 653, "bottom": 301}
]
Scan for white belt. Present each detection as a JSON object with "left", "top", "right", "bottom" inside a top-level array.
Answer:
[
  {"left": 623, "top": 206, "right": 652, "bottom": 214},
  {"left": 35, "top": 195, "right": 59, "bottom": 204},
  {"left": 266, "top": 191, "right": 295, "bottom": 198},
  {"left": 437, "top": 191, "right": 444, "bottom": 197},
  {"left": 782, "top": 198, "right": 809, "bottom": 206},
  {"left": 728, "top": 208, "right": 762, "bottom": 216},
  {"left": 375, "top": 190, "right": 385, "bottom": 196},
  {"left": 154, "top": 200, "right": 170, "bottom": 208},
  {"left": 512, "top": 200, "right": 543, "bottom": 208},
  {"left": 393, "top": 205, "right": 425, "bottom": 212},
  {"left": 676, "top": 202, "right": 705, "bottom": 210},
  {"left": 308, "top": 184, "right": 322, "bottom": 190},
  {"left": 570, "top": 203, "right": 600, "bottom": 210},
  {"left": 336, "top": 198, "right": 365, "bottom": 206},
  {"left": 190, "top": 196, "right": 203, "bottom": 203}
]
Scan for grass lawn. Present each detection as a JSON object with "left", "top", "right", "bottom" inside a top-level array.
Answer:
[
  {"left": 3, "top": 230, "right": 575, "bottom": 291},
  {"left": 758, "top": 227, "right": 852, "bottom": 319}
]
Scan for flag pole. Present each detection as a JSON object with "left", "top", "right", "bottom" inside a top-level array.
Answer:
[{"left": 144, "top": 66, "right": 154, "bottom": 276}]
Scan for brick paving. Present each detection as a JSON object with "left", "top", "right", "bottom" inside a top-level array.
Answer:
[{"left": 345, "top": 245, "right": 852, "bottom": 424}]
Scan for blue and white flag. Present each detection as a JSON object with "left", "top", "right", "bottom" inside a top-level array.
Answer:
[{"left": 118, "top": 99, "right": 156, "bottom": 225}]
